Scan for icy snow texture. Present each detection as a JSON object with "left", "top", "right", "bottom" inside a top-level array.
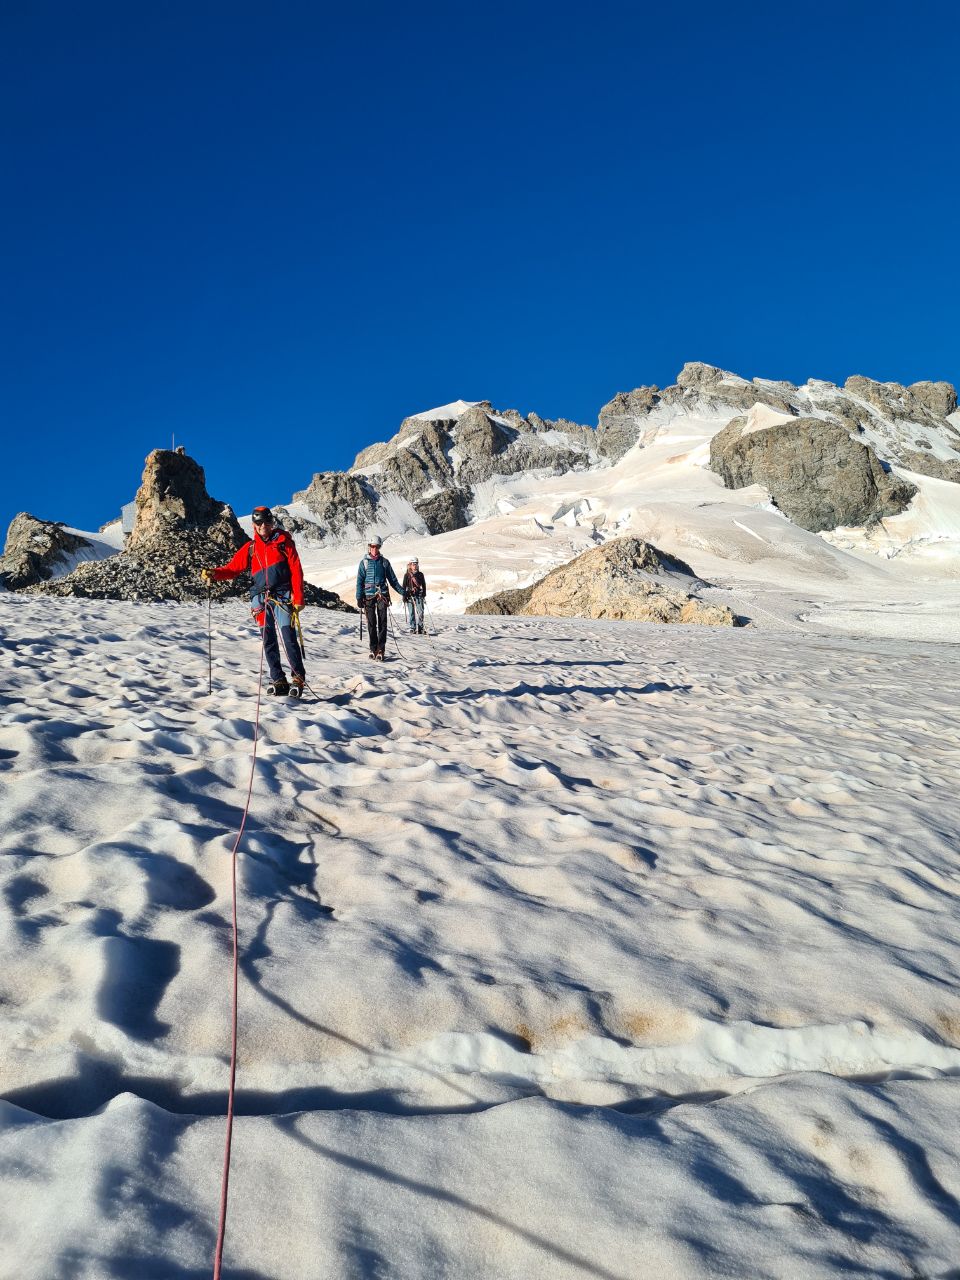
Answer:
[{"left": 1, "top": 597, "right": 959, "bottom": 1276}]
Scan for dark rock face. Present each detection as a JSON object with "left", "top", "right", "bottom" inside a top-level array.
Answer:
[
  {"left": 709, "top": 417, "right": 918, "bottom": 532},
  {"left": 292, "top": 401, "right": 597, "bottom": 541},
  {"left": 414, "top": 488, "right": 470, "bottom": 535},
  {"left": 466, "top": 537, "right": 733, "bottom": 625},
  {"left": 0, "top": 514, "right": 93, "bottom": 590},
  {"left": 291, "top": 472, "right": 380, "bottom": 538},
  {"left": 27, "top": 449, "right": 350, "bottom": 610},
  {"left": 596, "top": 387, "right": 661, "bottom": 461}
]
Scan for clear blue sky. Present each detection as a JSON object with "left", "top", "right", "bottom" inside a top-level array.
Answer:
[{"left": 2, "top": 0, "right": 958, "bottom": 535}]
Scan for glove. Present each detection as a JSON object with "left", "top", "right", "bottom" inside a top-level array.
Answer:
[{"left": 200, "top": 568, "right": 213, "bottom": 583}]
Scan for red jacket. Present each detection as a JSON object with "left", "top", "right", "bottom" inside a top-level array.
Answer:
[{"left": 211, "top": 529, "right": 305, "bottom": 608}]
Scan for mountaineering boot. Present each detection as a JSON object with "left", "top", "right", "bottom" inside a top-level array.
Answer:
[
  {"left": 289, "top": 675, "right": 305, "bottom": 699},
  {"left": 267, "top": 676, "right": 290, "bottom": 696},
  {"left": 375, "top": 650, "right": 385, "bottom": 661}
]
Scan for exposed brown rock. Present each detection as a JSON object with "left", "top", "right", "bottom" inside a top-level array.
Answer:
[{"left": 466, "top": 537, "right": 734, "bottom": 625}]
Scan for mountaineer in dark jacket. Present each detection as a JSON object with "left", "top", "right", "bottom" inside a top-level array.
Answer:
[
  {"left": 402, "top": 558, "right": 427, "bottom": 634},
  {"left": 203, "top": 506, "right": 307, "bottom": 696},
  {"left": 355, "top": 534, "right": 401, "bottom": 660}
]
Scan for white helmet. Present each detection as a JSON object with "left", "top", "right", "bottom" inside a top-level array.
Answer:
[{"left": 368, "top": 534, "right": 383, "bottom": 547}]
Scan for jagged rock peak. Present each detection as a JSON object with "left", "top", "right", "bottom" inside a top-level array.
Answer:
[
  {"left": 294, "top": 397, "right": 597, "bottom": 543},
  {"left": 0, "top": 513, "right": 92, "bottom": 590},
  {"left": 843, "top": 375, "right": 958, "bottom": 423},
  {"left": 128, "top": 449, "right": 243, "bottom": 548},
  {"left": 27, "top": 448, "right": 253, "bottom": 603}
]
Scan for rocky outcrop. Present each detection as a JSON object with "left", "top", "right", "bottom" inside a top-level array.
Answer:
[
  {"left": 596, "top": 387, "right": 662, "bottom": 461},
  {"left": 595, "top": 364, "right": 803, "bottom": 464},
  {"left": 844, "top": 376, "right": 958, "bottom": 426},
  {"left": 28, "top": 449, "right": 349, "bottom": 610},
  {"left": 127, "top": 450, "right": 244, "bottom": 552},
  {"left": 898, "top": 452, "right": 960, "bottom": 484},
  {"left": 0, "top": 514, "right": 93, "bottom": 590},
  {"left": 293, "top": 400, "right": 597, "bottom": 542},
  {"left": 270, "top": 506, "right": 327, "bottom": 545},
  {"left": 291, "top": 473, "right": 383, "bottom": 539},
  {"left": 598, "top": 363, "right": 960, "bottom": 485},
  {"left": 466, "top": 537, "right": 735, "bottom": 626},
  {"left": 415, "top": 488, "right": 470, "bottom": 536},
  {"left": 709, "top": 414, "right": 918, "bottom": 532}
]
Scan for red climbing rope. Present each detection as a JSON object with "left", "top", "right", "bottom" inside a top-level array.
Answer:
[{"left": 212, "top": 599, "right": 271, "bottom": 1280}]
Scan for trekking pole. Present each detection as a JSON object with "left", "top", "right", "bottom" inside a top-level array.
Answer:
[{"left": 207, "top": 584, "right": 213, "bottom": 695}]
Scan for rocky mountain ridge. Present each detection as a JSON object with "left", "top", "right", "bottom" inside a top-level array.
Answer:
[
  {"left": 5, "top": 362, "right": 958, "bottom": 598},
  {"left": 287, "top": 363, "right": 960, "bottom": 544}
]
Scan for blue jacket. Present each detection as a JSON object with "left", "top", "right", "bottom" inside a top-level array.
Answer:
[{"left": 356, "top": 554, "right": 402, "bottom": 603}]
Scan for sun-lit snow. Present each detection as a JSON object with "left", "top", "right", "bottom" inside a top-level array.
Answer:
[
  {"left": 2, "top": 387, "right": 960, "bottom": 1276},
  {"left": 295, "top": 408, "right": 960, "bottom": 628},
  {"left": 1, "top": 596, "right": 959, "bottom": 1276},
  {"left": 410, "top": 399, "right": 481, "bottom": 421}
]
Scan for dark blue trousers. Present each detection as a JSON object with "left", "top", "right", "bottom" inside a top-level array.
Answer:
[{"left": 255, "top": 597, "right": 305, "bottom": 681}]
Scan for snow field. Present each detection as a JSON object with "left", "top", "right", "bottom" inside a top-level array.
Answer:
[
  {"left": 0, "top": 596, "right": 959, "bottom": 1277},
  {"left": 296, "top": 408, "right": 960, "bottom": 632}
]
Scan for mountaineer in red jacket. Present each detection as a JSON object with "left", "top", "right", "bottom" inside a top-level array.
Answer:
[{"left": 202, "top": 506, "right": 307, "bottom": 697}]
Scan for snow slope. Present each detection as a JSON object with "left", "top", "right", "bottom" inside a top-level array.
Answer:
[
  {"left": 297, "top": 407, "right": 960, "bottom": 636},
  {"left": 1, "top": 597, "right": 959, "bottom": 1277}
]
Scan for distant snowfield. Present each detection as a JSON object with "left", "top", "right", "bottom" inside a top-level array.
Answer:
[
  {"left": 1, "top": 597, "right": 959, "bottom": 1277},
  {"left": 294, "top": 410, "right": 960, "bottom": 642}
]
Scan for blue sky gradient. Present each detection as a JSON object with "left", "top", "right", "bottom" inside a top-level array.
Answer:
[{"left": 2, "top": 0, "right": 958, "bottom": 534}]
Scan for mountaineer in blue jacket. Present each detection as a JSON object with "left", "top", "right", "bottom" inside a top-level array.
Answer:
[{"left": 356, "top": 535, "right": 402, "bottom": 660}]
